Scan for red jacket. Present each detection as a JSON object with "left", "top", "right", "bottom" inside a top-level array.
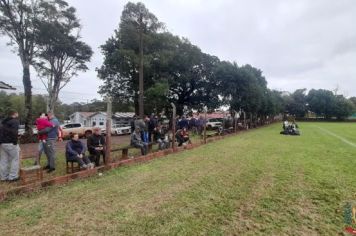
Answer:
[{"left": 36, "top": 118, "right": 54, "bottom": 141}]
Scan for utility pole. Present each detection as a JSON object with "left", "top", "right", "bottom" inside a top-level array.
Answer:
[
  {"left": 138, "top": 14, "right": 144, "bottom": 118},
  {"left": 171, "top": 103, "right": 176, "bottom": 150},
  {"left": 105, "top": 97, "right": 112, "bottom": 165}
]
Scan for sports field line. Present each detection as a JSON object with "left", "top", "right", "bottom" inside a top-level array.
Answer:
[{"left": 315, "top": 126, "right": 356, "bottom": 148}]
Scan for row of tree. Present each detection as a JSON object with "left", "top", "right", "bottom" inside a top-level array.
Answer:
[
  {"left": 283, "top": 89, "right": 356, "bottom": 119},
  {"left": 0, "top": 0, "right": 92, "bottom": 135},
  {"left": 0, "top": 91, "right": 135, "bottom": 123},
  {"left": 98, "top": 2, "right": 284, "bottom": 119},
  {"left": 98, "top": 2, "right": 355, "bottom": 120}
]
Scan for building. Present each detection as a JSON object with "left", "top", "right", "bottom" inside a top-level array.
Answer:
[
  {"left": 69, "top": 112, "right": 96, "bottom": 126},
  {"left": 113, "top": 112, "right": 135, "bottom": 127},
  {"left": 0, "top": 81, "right": 16, "bottom": 90},
  {"left": 69, "top": 111, "right": 135, "bottom": 128},
  {"left": 90, "top": 112, "right": 107, "bottom": 128}
]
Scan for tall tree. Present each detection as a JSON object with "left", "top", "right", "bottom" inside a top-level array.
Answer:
[
  {"left": 334, "top": 95, "right": 355, "bottom": 120},
  {"left": 119, "top": 2, "right": 162, "bottom": 117},
  {"left": 285, "top": 89, "right": 307, "bottom": 117},
  {"left": 34, "top": 0, "right": 92, "bottom": 113},
  {"left": 0, "top": 0, "right": 41, "bottom": 133},
  {"left": 307, "top": 89, "right": 336, "bottom": 118}
]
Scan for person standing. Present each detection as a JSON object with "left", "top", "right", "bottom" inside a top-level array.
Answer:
[
  {"left": 0, "top": 111, "right": 20, "bottom": 182},
  {"left": 148, "top": 114, "right": 158, "bottom": 142},
  {"left": 43, "top": 112, "right": 60, "bottom": 173},
  {"left": 87, "top": 127, "right": 106, "bottom": 166},
  {"left": 130, "top": 115, "right": 137, "bottom": 133},
  {"left": 35, "top": 113, "right": 54, "bottom": 165}
]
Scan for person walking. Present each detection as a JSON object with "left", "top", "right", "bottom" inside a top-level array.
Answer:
[{"left": 0, "top": 111, "right": 20, "bottom": 182}]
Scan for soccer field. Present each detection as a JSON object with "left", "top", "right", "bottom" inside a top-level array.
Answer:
[{"left": 1, "top": 122, "right": 355, "bottom": 235}]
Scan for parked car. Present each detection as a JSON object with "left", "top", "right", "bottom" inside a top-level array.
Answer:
[
  {"left": 112, "top": 126, "right": 131, "bottom": 136},
  {"left": 18, "top": 125, "right": 38, "bottom": 136},
  {"left": 101, "top": 125, "right": 131, "bottom": 136},
  {"left": 61, "top": 123, "right": 94, "bottom": 139},
  {"left": 206, "top": 118, "right": 223, "bottom": 130}
]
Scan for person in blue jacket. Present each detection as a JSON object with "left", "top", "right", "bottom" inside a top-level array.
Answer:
[{"left": 66, "top": 133, "right": 94, "bottom": 169}]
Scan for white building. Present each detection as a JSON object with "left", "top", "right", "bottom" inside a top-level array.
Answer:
[
  {"left": 69, "top": 112, "right": 95, "bottom": 126},
  {"left": 69, "top": 111, "right": 135, "bottom": 128},
  {"left": 89, "top": 112, "right": 107, "bottom": 128}
]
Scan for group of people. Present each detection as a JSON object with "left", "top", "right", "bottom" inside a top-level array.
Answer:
[
  {"left": 0, "top": 110, "right": 62, "bottom": 182},
  {"left": 130, "top": 114, "right": 193, "bottom": 156},
  {"left": 0, "top": 111, "right": 196, "bottom": 182},
  {"left": 175, "top": 115, "right": 206, "bottom": 135},
  {"left": 130, "top": 115, "right": 171, "bottom": 155},
  {"left": 0, "top": 110, "right": 109, "bottom": 183},
  {"left": 65, "top": 127, "right": 106, "bottom": 170},
  {"left": 37, "top": 112, "right": 107, "bottom": 171},
  {"left": 280, "top": 120, "right": 300, "bottom": 136}
]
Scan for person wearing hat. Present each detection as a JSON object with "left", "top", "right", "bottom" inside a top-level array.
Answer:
[{"left": 130, "top": 127, "right": 148, "bottom": 155}]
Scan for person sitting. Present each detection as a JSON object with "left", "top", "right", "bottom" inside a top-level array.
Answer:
[
  {"left": 131, "top": 127, "right": 148, "bottom": 155},
  {"left": 66, "top": 133, "right": 94, "bottom": 170},
  {"left": 153, "top": 124, "right": 169, "bottom": 150},
  {"left": 87, "top": 127, "right": 106, "bottom": 166},
  {"left": 176, "top": 127, "right": 190, "bottom": 146}
]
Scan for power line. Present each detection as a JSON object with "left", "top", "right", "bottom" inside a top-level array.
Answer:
[{"left": 12, "top": 84, "right": 98, "bottom": 96}]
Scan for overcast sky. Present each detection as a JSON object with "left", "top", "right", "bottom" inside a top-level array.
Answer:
[{"left": 1, "top": 0, "right": 355, "bottom": 103}]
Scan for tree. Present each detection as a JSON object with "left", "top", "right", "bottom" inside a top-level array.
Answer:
[
  {"left": 334, "top": 95, "right": 355, "bottom": 120},
  {"left": 218, "top": 62, "right": 270, "bottom": 119},
  {"left": 34, "top": 0, "right": 93, "bottom": 113},
  {"left": 119, "top": 2, "right": 162, "bottom": 117},
  {"left": 307, "top": 89, "right": 336, "bottom": 118},
  {"left": 285, "top": 89, "right": 307, "bottom": 117},
  {"left": 0, "top": 0, "right": 41, "bottom": 133},
  {"left": 98, "top": 2, "right": 165, "bottom": 116},
  {"left": 164, "top": 39, "right": 221, "bottom": 114},
  {"left": 349, "top": 97, "right": 356, "bottom": 107}
]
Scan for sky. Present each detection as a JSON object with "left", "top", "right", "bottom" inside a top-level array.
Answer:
[{"left": 0, "top": 0, "right": 355, "bottom": 103}]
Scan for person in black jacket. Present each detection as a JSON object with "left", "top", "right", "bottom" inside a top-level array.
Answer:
[
  {"left": 87, "top": 127, "right": 106, "bottom": 166},
  {"left": 0, "top": 110, "right": 20, "bottom": 182}
]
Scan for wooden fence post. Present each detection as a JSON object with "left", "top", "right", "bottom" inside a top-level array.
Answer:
[{"left": 105, "top": 97, "right": 112, "bottom": 165}]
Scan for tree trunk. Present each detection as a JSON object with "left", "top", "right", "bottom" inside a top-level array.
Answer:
[
  {"left": 23, "top": 63, "right": 33, "bottom": 136},
  {"left": 47, "top": 89, "right": 58, "bottom": 113}
]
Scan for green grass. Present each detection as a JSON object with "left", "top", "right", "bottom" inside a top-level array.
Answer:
[{"left": 1, "top": 122, "right": 356, "bottom": 235}]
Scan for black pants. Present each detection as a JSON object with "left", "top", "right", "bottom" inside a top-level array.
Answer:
[
  {"left": 89, "top": 150, "right": 105, "bottom": 166},
  {"left": 176, "top": 136, "right": 189, "bottom": 146}
]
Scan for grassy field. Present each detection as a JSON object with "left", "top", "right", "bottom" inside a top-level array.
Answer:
[{"left": 1, "top": 122, "right": 356, "bottom": 235}]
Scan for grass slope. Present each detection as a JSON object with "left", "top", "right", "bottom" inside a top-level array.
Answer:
[{"left": 0, "top": 122, "right": 355, "bottom": 235}]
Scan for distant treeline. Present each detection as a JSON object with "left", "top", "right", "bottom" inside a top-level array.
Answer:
[{"left": 0, "top": 91, "right": 134, "bottom": 124}]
